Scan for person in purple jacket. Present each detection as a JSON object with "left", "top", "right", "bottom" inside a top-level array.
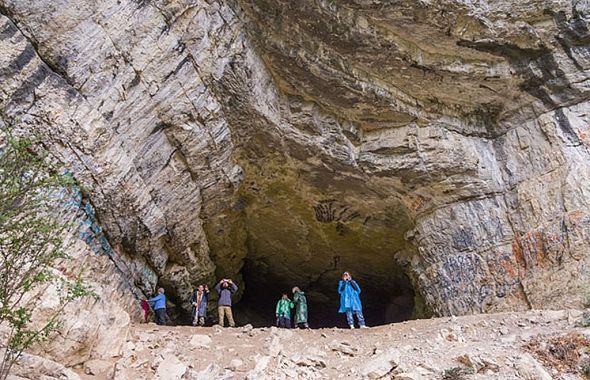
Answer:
[{"left": 215, "top": 278, "right": 238, "bottom": 327}]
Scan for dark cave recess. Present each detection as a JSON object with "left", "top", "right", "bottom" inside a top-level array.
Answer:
[{"left": 233, "top": 259, "right": 422, "bottom": 328}]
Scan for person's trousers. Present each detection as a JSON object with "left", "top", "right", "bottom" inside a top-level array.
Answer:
[
  {"left": 193, "top": 316, "right": 206, "bottom": 326},
  {"left": 218, "top": 306, "right": 235, "bottom": 327},
  {"left": 346, "top": 310, "right": 365, "bottom": 327},
  {"left": 154, "top": 308, "right": 167, "bottom": 325},
  {"left": 278, "top": 317, "right": 291, "bottom": 328}
]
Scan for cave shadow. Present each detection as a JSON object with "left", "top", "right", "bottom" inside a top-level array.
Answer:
[{"left": 234, "top": 259, "right": 418, "bottom": 328}]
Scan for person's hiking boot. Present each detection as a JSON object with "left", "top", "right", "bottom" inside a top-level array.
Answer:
[
  {"left": 349, "top": 325, "right": 355, "bottom": 329},
  {"left": 360, "top": 325, "right": 368, "bottom": 329}
]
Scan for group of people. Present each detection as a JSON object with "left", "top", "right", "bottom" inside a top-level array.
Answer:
[
  {"left": 275, "top": 287, "right": 309, "bottom": 328},
  {"left": 145, "top": 278, "right": 239, "bottom": 327},
  {"left": 145, "top": 271, "right": 367, "bottom": 329}
]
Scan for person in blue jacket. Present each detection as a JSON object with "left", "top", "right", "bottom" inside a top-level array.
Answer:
[
  {"left": 338, "top": 272, "right": 367, "bottom": 329},
  {"left": 148, "top": 288, "right": 167, "bottom": 325}
]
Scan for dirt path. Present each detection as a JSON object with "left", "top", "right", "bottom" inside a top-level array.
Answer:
[{"left": 75, "top": 309, "right": 590, "bottom": 379}]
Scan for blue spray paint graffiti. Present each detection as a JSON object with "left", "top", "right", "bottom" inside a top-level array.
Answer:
[
  {"left": 78, "top": 199, "right": 115, "bottom": 257},
  {"left": 55, "top": 175, "right": 150, "bottom": 300}
]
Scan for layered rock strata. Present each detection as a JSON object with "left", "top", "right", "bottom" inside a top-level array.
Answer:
[{"left": 0, "top": 0, "right": 589, "bottom": 339}]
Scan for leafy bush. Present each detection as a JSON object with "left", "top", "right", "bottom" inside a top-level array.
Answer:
[
  {"left": 578, "top": 312, "right": 590, "bottom": 328},
  {"left": 0, "top": 125, "right": 92, "bottom": 380}
]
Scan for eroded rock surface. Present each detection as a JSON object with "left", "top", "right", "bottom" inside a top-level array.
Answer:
[{"left": 0, "top": 0, "right": 589, "bottom": 340}]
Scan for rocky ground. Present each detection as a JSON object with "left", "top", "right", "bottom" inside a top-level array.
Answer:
[{"left": 10, "top": 309, "right": 590, "bottom": 380}]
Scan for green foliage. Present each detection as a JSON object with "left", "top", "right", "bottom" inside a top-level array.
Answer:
[
  {"left": 0, "top": 125, "right": 91, "bottom": 380},
  {"left": 442, "top": 367, "right": 475, "bottom": 380},
  {"left": 577, "top": 311, "right": 590, "bottom": 328}
]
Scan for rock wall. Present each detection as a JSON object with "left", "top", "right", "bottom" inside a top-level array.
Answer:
[{"left": 0, "top": 0, "right": 589, "bottom": 335}]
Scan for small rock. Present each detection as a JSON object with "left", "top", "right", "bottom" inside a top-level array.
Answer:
[
  {"left": 567, "top": 310, "right": 584, "bottom": 324},
  {"left": 275, "top": 328, "right": 294, "bottom": 340},
  {"left": 268, "top": 336, "right": 282, "bottom": 357},
  {"left": 500, "top": 335, "right": 517, "bottom": 344},
  {"left": 291, "top": 353, "right": 327, "bottom": 368},
  {"left": 514, "top": 353, "right": 552, "bottom": 380},
  {"left": 125, "top": 341, "right": 136, "bottom": 351},
  {"left": 246, "top": 355, "right": 271, "bottom": 379},
  {"left": 155, "top": 354, "right": 187, "bottom": 380},
  {"left": 456, "top": 354, "right": 483, "bottom": 372},
  {"left": 395, "top": 371, "right": 429, "bottom": 380},
  {"left": 445, "top": 333, "right": 460, "bottom": 342},
  {"left": 330, "top": 341, "right": 358, "bottom": 356},
  {"left": 527, "top": 317, "right": 538, "bottom": 324},
  {"left": 190, "top": 334, "right": 212, "bottom": 348},
  {"left": 83, "top": 359, "right": 113, "bottom": 376},
  {"left": 227, "top": 359, "right": 243, "bottom": 371},
  {"left": 360, "top": 348, "right": 400, "bottom": 379},
  {"left": 195, "top": 363, "right": 221, "bottom": 380},
  {"left": 481, "top": 358, "right": 500, "bottom": 373}
]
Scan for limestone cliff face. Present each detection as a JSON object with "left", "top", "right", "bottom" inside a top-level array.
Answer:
[{"left": 1, "top": 0, "right": 589, "bottom": 336}]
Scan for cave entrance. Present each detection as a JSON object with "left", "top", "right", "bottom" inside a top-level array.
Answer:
[{"left": 235, "top": 257, "right": 419, "bottom": 328}]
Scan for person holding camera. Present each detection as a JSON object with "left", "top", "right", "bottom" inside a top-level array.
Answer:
[
  {"left": 215, "top": 278, "right": 238, "bottom": 327},
  {"left": 338, "top": 272, "right": 367, "bottom": 329},
  {"left": 191, "top": 284, "right": 209, "bottom": 326}
]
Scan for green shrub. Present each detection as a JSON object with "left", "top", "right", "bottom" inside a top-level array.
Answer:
[{"left": 0, "top": 124, "right": 92, "bottom": 380}]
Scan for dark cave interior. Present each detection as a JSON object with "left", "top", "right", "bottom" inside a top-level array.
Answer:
[{"left": 233, "top": 258, "right": 419, "bottom": 328}]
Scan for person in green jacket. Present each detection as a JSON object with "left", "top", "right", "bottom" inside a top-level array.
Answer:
[
  {"left": 275, "top": 293, "right": 294, "bottom": 328},
  {"left": 292, "top": 286, "right": 309, "bottom": 329}
]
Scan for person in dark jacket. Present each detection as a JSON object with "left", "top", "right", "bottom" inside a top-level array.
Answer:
[
  {"left": 191, "top": 284, "right": 209, "bottom": 326},
  {"left": 148, "top": 288, "right": 167, "bottom": 325},
  {"left": 338, "top": 272, "right": 367, "bottom": 329},
  {"left": 215, "top": 279, "right": 238, "bottom": 327}
]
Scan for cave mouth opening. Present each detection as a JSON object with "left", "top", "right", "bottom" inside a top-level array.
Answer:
[{"left": 234, "top": 258, "right": 419, "bottom": 328}]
